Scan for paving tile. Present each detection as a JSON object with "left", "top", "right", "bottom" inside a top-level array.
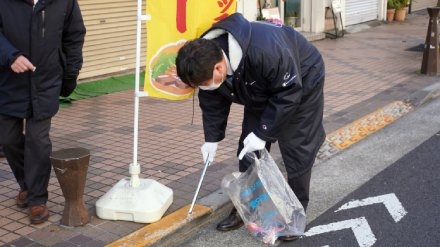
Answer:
[
  {"left": 51, "top": 241, "right": 78, "bottom": 247},
  {"left": 15, "top": 226, "right": 38, "bottom": 236},
  {"left": 0, "top": 231, "right": 20, "bottom": 244},
  {"left": 65, "top": 233, "right": 93, "bottom": 245},
  {"left": 5, "top": 237, "right": 34, "bottom": 247}
]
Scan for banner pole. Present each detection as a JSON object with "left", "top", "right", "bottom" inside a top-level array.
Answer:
[
  {"left": 95, "top": 1, "right": 173, "bottom": 223},
  {"left": 128, "top": 0, "right": 143, "bottom": 187}
]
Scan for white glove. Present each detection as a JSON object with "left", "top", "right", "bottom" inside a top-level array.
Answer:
[
  {"left": 238, "top": 132, "right": 266, "bottom": 160},
  {"left": 201, "top": 142, "right": 218, "bottom": 163}
]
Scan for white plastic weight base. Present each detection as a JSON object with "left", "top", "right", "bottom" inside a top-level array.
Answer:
[{"left": 95, "top": 178, "right": 173, "bottom": 223}]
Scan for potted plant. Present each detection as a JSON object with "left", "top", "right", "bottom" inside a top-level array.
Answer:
[
  {"left": 387, "top": 0, "right": 396, "bottom": 22},
  {"left": 394, "top": 0, "right": 407, "bottom": 21},
  {"left": 256, "top": 14, "right": 266, "bottom": 21},
  {"left": 285, "top": 11, "right": 299, "bottom": 27}
]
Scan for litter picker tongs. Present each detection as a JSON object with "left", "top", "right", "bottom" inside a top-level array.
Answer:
[{"left": 188, "top": 154, "right": 211, "bottom": 215}]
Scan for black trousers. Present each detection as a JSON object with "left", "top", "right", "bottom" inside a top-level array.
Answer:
[
  {"left": 236, "top": 82, "right": 325, "bottom": 211},
  {"left": 0, "top": 114, "right": 52, "bottom": 206}
]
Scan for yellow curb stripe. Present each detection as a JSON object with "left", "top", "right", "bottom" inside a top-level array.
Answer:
[
  {"left": 326, "top": 101, "right": 413, "bottom": 150},
  {"left": 106, "top": 204, "right": 212, "bottom": 247}
]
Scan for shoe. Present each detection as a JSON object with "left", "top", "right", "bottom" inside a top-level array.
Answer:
[
  {"left": 29, "top": 204, "right": 49, "bottom": 224},
  {"left": 278, "top": 235, "right": 300, "bottom": 241},
  {"left": 16, "top": 190, "right": 28, "bottom": 208},
  {"left": 216, "top": 208, "right": 244, "bottom": 231}
]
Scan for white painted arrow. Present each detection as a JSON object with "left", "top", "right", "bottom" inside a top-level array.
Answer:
[
  {"left": 335, "top": 193, "right": 407, "bottom": 222},
  {"left": 305, "top": 217, "right": 376, "bottom": 247}
]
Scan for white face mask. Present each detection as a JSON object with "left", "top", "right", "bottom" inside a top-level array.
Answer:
[{"left": 199, "top": 73, "right": 223, "bottom": 91}]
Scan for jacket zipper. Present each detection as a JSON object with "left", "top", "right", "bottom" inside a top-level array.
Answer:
[
  {"left": 33, "top": 2, "right": 45, "bottom": 39},
  {"left": 41, "top": 10, "right": 45, "bottom": 38}
]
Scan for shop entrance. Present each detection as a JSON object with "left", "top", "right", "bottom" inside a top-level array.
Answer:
[{"left": 284, "top": 0, "right": 303, "bottom": 30}]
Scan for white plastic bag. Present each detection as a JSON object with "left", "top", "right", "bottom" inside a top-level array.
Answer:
[{"left": 221, "top": 149, "right": 306, "bottom": 244}]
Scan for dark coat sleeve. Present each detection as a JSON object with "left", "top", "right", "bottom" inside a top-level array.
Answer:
[
  {"left": 0, "top": 33, "right": 21, "bottom": 69},
  {"left": 62, "top": 0, "right": 86, "bottom": 76},
  {"left": 198, "top": 88, "right": 232, "bottom": 142}
]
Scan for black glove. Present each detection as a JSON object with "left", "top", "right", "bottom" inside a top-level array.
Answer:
[{"left": 60, "top": 74, "right": 78, "bottom": 97}]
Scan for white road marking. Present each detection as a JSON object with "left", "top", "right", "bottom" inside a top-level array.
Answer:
[
  {"left": 335, "top": 193, "right": 407, "bottom": 222},
  {"left": 305, "top": 217, "right": 376, "bottom": 247}
]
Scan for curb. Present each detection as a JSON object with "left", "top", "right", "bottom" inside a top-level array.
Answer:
[
  {"left": 106, "top": 82, "right": 440, "bottom": 247},
  {"left": 107, "top": 205, "right": 213, "bottom": 247},
  {"left": 106, "top": 192, "right": 233, "bottom": 247}
]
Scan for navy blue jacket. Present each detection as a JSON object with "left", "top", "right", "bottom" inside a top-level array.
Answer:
[
  {"left": 199, "top": 13, "right": 325, "bottom": 143},
  {"left": 0, "top": 0, "right": 85, "bottom": 120}
]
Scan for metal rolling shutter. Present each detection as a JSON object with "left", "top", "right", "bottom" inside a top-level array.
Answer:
[
  {"left": 345, "top": 0, "right": 379, "bottom": 26},
  {"left": 78, "top": 0, "right": 146, "bottom": 80},
  {"left": 411, "top": 0, "right": 437, "bottom": 12}
]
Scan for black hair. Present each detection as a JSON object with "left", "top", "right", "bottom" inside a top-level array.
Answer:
[{"left": 176, "top": 38, "right": 223, "bottom": 87}]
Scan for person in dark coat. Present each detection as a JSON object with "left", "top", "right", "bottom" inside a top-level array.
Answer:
[
  {"left": 176, "top": 13, "right": 325, "bottom": 241},
  {"left": 0, "top": 0, "right": 86, "bottom": 224}
]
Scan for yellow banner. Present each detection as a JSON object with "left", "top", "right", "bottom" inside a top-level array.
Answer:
[{"left": 145, "top": 0, "right": 236, "bottom": 100}]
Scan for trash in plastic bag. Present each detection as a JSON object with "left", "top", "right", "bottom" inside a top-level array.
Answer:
[{"left": 221, "top": 149, "right": 306, "bottom": 245}]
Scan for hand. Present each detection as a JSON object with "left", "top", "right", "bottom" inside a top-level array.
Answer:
[
  {"left": 201, "top": 142, "right": 218, "bottom": 163},
  {"left": 10, "top": 55, "right": 35, "bottom": 73},
  {"left": 238, "top": 132, "right": 266, "bottom": 160},
  {"left": 60, "top": 74, "right": 78, "bottom": 97}
]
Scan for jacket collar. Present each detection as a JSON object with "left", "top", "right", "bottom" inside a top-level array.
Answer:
[
  {"left": 202, "top": 30, "right": 242, "bottom": 72},
  {"left": 201, "top": 13, "right": 251, "bottom": 72}
]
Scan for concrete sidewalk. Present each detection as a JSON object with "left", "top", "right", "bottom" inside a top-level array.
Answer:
[{"left": 1, "top": 10, "right": 439, "bottom": 247}]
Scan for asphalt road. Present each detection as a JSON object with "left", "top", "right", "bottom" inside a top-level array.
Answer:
[
  {"left": 179, "top": 96, "right": 440, "bottom": 246},
  {"left": 282, "top": 131, "right": 440, "bottom": 247}
]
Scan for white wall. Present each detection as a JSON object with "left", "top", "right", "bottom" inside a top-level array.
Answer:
[
  {"left": 307, "top": 0, "right": 326, "bottom": 33},
  {"left": 236, "top": 0, "right": 259, "bottom": 21}
]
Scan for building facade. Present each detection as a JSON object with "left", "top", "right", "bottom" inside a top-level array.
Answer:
[
  {"left": 78, "top": 0, "right": 146, "bottom": 80},
  {"left": 78, "top": 0, "right": 437, "bottom": 81}
]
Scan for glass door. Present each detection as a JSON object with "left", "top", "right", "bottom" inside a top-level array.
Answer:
[{"left": 284, "top": 0, "right": 303, "bottom": 31}]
